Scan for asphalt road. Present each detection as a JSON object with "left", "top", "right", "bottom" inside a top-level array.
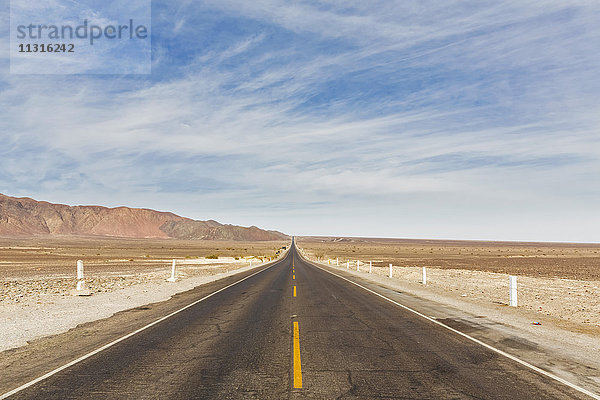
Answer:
[{"left": 2, "top": 242, "right": 593, "bottom": 399}]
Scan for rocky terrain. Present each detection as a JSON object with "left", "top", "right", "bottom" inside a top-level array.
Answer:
[
  {"left": 1, "top": 259, "right": 251, "bottom": 304},
  {"left": 297, "top": 236, "right": 600, "bottom": 280},
  {"left": 0, "top": 235, "right": 290, "bottom": 351},
  {"left": 0, "top": 194, "right": 287, "bottom": 241},
  {"left": 0, "top": 259, "right": 274, "bottom": 352},
  {"left": 297, "top": 237, "right": 600, "bottom": 333}
]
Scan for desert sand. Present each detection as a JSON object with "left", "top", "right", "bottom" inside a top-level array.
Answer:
[
  {"left": 296, "top": 237, "right": 600, "bottom": 333},
  {"left": 0, "top": 237, "right": 288, "bottom": 351}
]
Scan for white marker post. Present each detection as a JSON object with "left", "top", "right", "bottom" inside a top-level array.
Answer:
[
  {"left": 346, "top": 261, "right": 349, "bottom": 269},
  {"left": 389, "top": 263, "right": 393, "bottom": 278},
  {"left": 328, "top": 259, "right": 330, "bottom": 265},
  {"left": 336, "top": 258, "right": 339, "bottom": 266},
  {"left": 72, "top": 260, "right": 91, "bottom": 296},
  {"left": 76, "top": 260, "right": 85, "bottom": 290},
  {"left": 357, "top": 260, "right": 360, "bottom": 272},
  {"left": 509, "top": 275, "right": 518, "bottom": 307},
  {"left": 167, "top": 259, "right": 177, "bottom": 282},
  {"left": 369, "top": 261, "right": 372, "bottom": 274},
  {"left": 422, "top": 267, "right": 427, "bottom": 285}
]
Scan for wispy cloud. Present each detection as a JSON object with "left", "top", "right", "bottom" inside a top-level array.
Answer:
[{"left": 1, "top": 0, "right": 599, "bottom": 241}]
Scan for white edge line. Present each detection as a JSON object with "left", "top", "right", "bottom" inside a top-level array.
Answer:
[
  {"left": 303, "top": 256, "right": 600, "bottom": 400},
  {"left": 0, "top": 258, "right": 282, "bottom": 400}
]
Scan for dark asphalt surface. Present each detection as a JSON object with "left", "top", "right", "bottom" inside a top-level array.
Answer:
[{"left": 3, "top": 241, "right": 592, "bottom": 399}]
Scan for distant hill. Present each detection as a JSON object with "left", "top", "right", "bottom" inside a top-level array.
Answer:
[{"left": 0, "top": 194, "right": 287, "bottom": 241}]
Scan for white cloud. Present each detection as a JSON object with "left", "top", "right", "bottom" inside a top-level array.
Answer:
[{"left": 1, "top": 1, "right": 600, "bottom": 240}]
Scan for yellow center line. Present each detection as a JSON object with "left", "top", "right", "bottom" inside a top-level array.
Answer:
[
  {"left": 293, "top": 321, "right": 302, "bottom": 388},
  {"left": 293, "top": 275, "right": 295, "bottom": 279},
  {"left": 293, "top": 285, "right": 296, "bottom": 297}
]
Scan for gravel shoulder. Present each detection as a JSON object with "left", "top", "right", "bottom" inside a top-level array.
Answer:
[
  {"left": 303, "top": 254, "right": 600, "bottom": 394},
  {"left": 0, "top": 260, "right": 269, "bottom": 352}
]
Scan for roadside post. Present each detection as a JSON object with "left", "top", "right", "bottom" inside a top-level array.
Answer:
[
  {"left": 76, "top": 260, "right": 85, "bottom": 290},
  {"left": 167, "top": 259, "right": 177, "bottom": 282},
  {"left": 422, "top": 267, "right": 427, "bottom": 285},
  {"left": 509, "top": 275, "right": 518, "bottom": 307},
  {"left": 389, "top": 263, "right": 392, "bottom": 278},
  {"left": 72, "top": 260, "right": 91, "bottom": 296},
  {"left": 336, "top": 258, "right": 339, "bottom": 266},
  {"left": 346, "top": 261, "right": 349, "bottom": 269},
  {"left": 357, "top": 260, "right": 360, "bottom": 272},
  {"left": 369, "top": 261, "right": 372, "bottom": 274}
]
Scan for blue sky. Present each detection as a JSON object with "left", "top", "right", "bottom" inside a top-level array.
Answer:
[{"left": 1, "top": 1, "right": 599, "bottom": 241}]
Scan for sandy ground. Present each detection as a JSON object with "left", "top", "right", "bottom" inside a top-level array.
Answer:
[
  {"left": 301, "top": 255, "right": 600, "bottom": 392},
  {"left": 1, "top": 257, "right": 266, "bottom": 303},
  {"left": 0, "top": 237, "right": 289, "bottom": 352},
  {"left": 0, "top": 260, "right": 279, "bottom": 352},
  {"left": 2, "top": 235, "right": 598, "bottom": 355},
  {"left": 297, "top": 236, "right": 600, "bottom": 280},
  {"left": 0, "top": 236, "right": 287, "bottom": 302},
  {"left": 296, "top": 239, "right": 600, "bottom": 335}
]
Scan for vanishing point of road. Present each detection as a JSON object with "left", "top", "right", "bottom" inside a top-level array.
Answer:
[{"left": 1, "top": 240, "right": 594, "bottom": 399}]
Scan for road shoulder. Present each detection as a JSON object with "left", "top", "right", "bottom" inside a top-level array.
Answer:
[
  {"left": 0, "top": 261, "right": 277, "bottom": 394},
  {"left": 306, "top": 258, "right": 600, "bottom": 396}
]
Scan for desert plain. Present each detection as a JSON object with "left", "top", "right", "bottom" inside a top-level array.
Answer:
[
  {"left": 1, "top": 235, "right": 599, "bottom": 353},
  {"left": 296, "top": 236, "right": 600, "bottom": 334},
  {"left": 0, "top": 236, "right": 288, "bottom": 300},
  {"left": 0, "top": 236, "right": 289, "bottom": 351}
]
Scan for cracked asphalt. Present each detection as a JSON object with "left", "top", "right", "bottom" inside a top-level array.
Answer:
[{"left": 1, "top": 243, "right": 592, "bottom": 399}]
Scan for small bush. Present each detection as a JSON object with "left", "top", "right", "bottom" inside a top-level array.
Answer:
[{"left": 206, "top": 254, "right": 219, "bottom": 259}]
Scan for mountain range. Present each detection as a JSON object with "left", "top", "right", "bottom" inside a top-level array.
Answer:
[{"left": 0, "top": 193, "right": 287, "bottom": 241}]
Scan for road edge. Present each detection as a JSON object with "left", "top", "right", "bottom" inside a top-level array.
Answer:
[{"left": 299, "top": 251, "right": 600, "bottom": 399}]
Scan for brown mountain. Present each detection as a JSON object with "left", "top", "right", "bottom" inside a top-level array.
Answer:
[{"left": 0, "top": 194, "right": 287, "bottom": 241}]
